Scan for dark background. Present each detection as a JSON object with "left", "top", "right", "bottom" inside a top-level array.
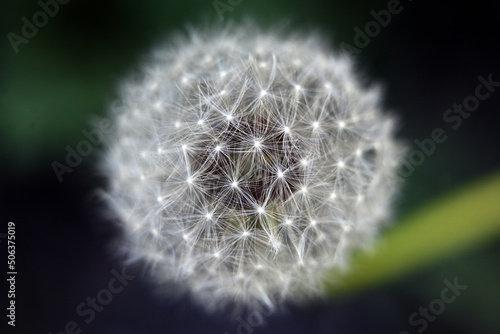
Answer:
[{"left": 1, "top": 0, "right": 500, "bottom": 333}]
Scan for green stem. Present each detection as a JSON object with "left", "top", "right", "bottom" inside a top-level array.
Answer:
[{"left": 326, "top": 171, "right": 500, "bottom": 296}]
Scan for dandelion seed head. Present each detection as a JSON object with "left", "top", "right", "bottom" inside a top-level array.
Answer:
[{"left": 103, "top": 24, "right": 404, "bottom": 313}]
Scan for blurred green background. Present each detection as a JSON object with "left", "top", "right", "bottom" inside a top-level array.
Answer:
[{"left": 1, "top": 0, "right": 500, "bottom": 333}]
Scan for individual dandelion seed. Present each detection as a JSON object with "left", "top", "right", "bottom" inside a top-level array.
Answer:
[{"left": 101, "top": 24, "right": 403, "bottom": 313}]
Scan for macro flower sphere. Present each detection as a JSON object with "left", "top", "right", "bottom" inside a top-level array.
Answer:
[{"left": 103, "top": 25, "right": 402, "bottom": 312}]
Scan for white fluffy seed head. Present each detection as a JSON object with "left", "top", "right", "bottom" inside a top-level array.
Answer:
[{"left": 102, "top": 24, "right": 403, "bottom": 313}]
